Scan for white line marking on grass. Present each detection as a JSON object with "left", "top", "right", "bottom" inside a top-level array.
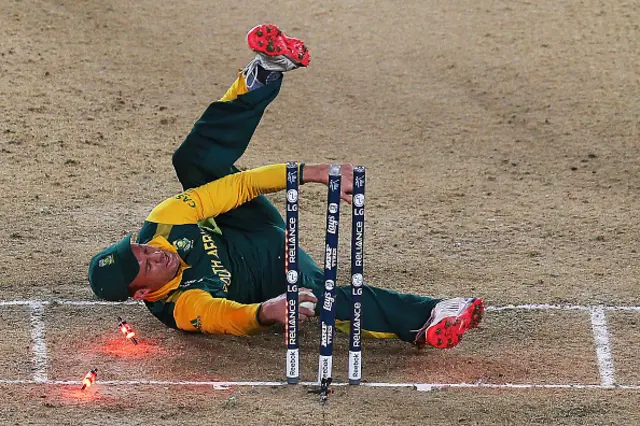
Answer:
[
  {"left": 52, "top": 300, "right": 141, "bottom": 306},
  {"left": 29, "top": 302, "right": 48, "bottom": 383},
  {"left": 415, "top": 383, "right": 640, "bottom": 391},
  {"left": 605, "top": 306, "right": 640, "bottom": 312},
  {"left": 0, "top": 379, "right": 639, "bottom": 391},
  {"left": 486, "top": 304, "right": 590, "bottom": 311},
  {"left": 0, "top": 301, "right": 34, "bottom": 306},
  {"left": 590, "top": 307, "right": 616, "bottom": 387},
  {"left": 1, "top": 300, "right": 639, "bottom": 311},
  {"left": 0, "top": 300, "right": 141, "bottom": 306}
]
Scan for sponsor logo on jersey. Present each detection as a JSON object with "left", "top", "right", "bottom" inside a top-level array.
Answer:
[{"left": 190, "top": 316, "right": 202, "bottom": 331}]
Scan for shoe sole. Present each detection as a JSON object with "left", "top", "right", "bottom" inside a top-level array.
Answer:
[
  {"left": 425, "top": 298, "right": 484, "bottom": 349},
  {"left": 247, "top": 24, "right": 310, "bottom": 67}
]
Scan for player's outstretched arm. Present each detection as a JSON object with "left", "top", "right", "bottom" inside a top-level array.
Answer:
[
  {"left": 146, "top": 163, "right": 355, "bottom": 226},
  {"left": 173, "top": 289, "right": 264, "bottom": 336}
]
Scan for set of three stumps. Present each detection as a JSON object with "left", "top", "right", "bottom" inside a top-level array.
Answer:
[{"left": 284, "top": 162, "right": 366, "bottom": 386}]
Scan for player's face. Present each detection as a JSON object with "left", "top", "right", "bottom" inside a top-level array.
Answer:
[{"left": 129, "top": 243, "right": 181, "bottom": 296}]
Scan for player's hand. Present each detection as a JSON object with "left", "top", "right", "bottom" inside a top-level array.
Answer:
[
  {"left": 337, "top": 163, "right": 354, "bottom": 204},
  {"left": 258, "top": 288, "right": 318, "bottom": 326},
  {"left": 302, "top": 163, "right": 354, "bottom": 204}
]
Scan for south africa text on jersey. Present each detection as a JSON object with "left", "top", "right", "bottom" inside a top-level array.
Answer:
[{"left": 200, "top": 230, "right": 231, "bottom": 292}]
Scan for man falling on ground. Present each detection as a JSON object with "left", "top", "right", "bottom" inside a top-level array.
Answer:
[{"left": 88, "top": 24, "right": 484, "bottom": 350}]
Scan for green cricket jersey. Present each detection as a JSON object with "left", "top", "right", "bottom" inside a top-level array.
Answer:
[{"left": 138, "top": 164, "right": 298, "bottom": 336}]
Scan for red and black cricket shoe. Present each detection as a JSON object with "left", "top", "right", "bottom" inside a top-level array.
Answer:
[
  {"left": 247, "top": 24, "right": 310, "bottom": 68},
  {"left": 414, "top": 298, "right": 484, "bottom": 349}
]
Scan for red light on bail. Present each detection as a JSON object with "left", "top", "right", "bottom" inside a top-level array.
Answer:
[
  {"left": 81, "top": 368, "right": 98, "bottom": 390},
  {"left": 117, "top": 317, "right": 138, "bottom": 344}
]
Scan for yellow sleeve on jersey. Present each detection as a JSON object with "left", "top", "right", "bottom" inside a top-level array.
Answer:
[
  {"left": 173, "top": 288, "right": 264, "bottom": 336},
  {"left": 146, "top": 163, "right": 288, "bottom": 225}
]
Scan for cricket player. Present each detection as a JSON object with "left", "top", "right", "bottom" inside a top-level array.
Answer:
[{"left": 88, "top": 24, "right": 484, "bottom": 349}]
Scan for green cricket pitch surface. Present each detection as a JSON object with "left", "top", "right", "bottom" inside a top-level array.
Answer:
[{"left": 2, "top": 0, "right": 639, "bottom": 424}]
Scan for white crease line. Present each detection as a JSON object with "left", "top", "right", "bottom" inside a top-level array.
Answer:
[
  {"left": 0, "top": 301, "right": 36, "bottom": 306},
  {"left": 590, "top": 307, "right": 616, "bottom": 386},
  {"left": 53, "top": 300, "right": 140, "bottom": 306},
  {"left": 486, "top": 304, "right": 590, "bottom": 311},
  {"left": 0, "top": 379, "right": 639, "bottom": 390},
  {"left": 606, "top": 306, "right": 640, "bottom": 312},
  {"left": 29, "top": 302, "right": 48, "bottom": 383},
  {"left": 0, "top": 300, "right": 141, "bottom": 306},
  {"left": 415, "top": 383, "right": 635, "bottom": 391},
  {"left": 51, "top": 380, "right": 287, "bottom": 386},
  {"left": 1, "top": 300, "right": 640, "bottom": 311}
]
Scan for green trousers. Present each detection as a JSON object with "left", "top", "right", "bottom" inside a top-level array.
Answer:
[{"left": 172, "top": 78, "right": 440, "bottom": 342}]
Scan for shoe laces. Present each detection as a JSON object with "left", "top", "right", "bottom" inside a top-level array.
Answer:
[
  {"left": 242, "top": 56, "right": 263, "bottom": 91},
  {"left": 434, "top": 297, "right": 470, "bottom": 316},
  {"left": 242, "top": 55, "right": 286, "bottom": 91},
  {"left": 256, "top": 52, "right": 298, "bottom": 72}
]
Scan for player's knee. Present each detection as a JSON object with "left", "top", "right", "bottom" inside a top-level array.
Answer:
[{"left": 172, "top": 144, "right": 191, "bottom": 171}]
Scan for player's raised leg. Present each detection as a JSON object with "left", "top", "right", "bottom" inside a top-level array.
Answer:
[{"left": 173, "top": 23, "right": 310, "bottom": 191}]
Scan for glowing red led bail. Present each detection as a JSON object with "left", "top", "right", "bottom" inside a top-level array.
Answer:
[
  {"left": 81, "top": 368, "right": 98, "bottom": 390},
  {"left": 117, "top": 317, "right": 138, "bottom": 344}
]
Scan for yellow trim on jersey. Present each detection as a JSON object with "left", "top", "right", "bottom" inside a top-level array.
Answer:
[
  {"left": 143, "top": 235, "right": 190, "bottom": 302},
  {"left": 166, "top": 290, "right": 183, "bottom": 304},
  {"left": 335, "top": 320, "right": 398, "bottom": 340},
  {"left": 174, "top": 288, "right": 263, "bottom": 336},
  {"left": 219, "top": 74, "right": 249, "bottom": 102},
  {"left": 153, "top": 224, "right": 173, "bottom": 239},
  {"left": 145, "top": 164, "right": 287, "bottom": 225},
  {"left": 198, "top": 217, "right": 222, "bottom": 235}
]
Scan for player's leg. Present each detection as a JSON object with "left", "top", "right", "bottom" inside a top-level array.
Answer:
[
  {"left": 329, "top": 285, "right": 483, "bottom": 348},
  {"left": 297, "top": 251, "right": 484, "bottom": 348},
  {"left": 291, "top": 253, "right": 435, "bottom": 344},
  {"left": 172, "top": 23, "right": 310, "bottom": 191},
  {"left": 172, "top": 24, "right": 310, "bottom": 230},
  {"left": 330, "top": 285, "right": 439, "bottom": 343},
  {"left": 228, "top": 238, "right": 483, "bottom": 349},
  {"left": 171, "top": 75, "right": 281, "bottom": 191}
]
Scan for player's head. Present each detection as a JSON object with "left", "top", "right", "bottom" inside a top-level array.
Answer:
[{"left": 88, "top": 235, "right": 180, "bottom": 301}]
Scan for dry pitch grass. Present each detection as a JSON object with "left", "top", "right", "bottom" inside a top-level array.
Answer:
[{"left": 1, "top": 0, "right": 639, "bottom": 424}]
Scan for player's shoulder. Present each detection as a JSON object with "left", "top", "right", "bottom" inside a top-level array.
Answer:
[{"left": 136, "top": 221, "right": 159, "bottom": 243}]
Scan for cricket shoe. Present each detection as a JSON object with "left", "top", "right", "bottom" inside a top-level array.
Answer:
[
  {"left": 247, "top": 24, "right": 310, "bottom": 69},
  {"left": 413, "top": 297, "right": 484, "bottom": 349}
]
